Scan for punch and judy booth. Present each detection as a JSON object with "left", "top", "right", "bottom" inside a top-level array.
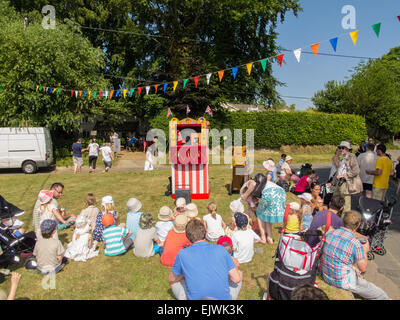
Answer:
[{"left": 169, "top": 117, "right": 210, "bottom": 200}]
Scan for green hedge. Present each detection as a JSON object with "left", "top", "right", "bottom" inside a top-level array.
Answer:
[{"left": 149, "top": 110, "right": 367, "bottom": 148}]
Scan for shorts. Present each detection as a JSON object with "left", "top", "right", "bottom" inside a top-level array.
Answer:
[
  {"left": 372, "top": 188, "right": 387, "bottom": 202},
  {"left": 362, "top": 183, "right": 372, "bottom": 191},
  {"left": 73, "top": 156, "right": 83, "bottom": 167},
  {"left": 103, "top": 160, "right": 112, "bottom": 169}
]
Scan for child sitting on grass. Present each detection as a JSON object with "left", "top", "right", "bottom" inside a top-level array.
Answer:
[
  {"left": 172, "top": 197, "right": 187, "bottom": 221},
  {"left": 285, "top": 202, "right": 302, "bottom": 233},
  {"left": 102, "top": 214, "right": 133, "bottom": 257},
  {"left": 134, "top": 213, "right": 162, "bottom": 258},
  {"left": 217, "top": 236, "right": 239, "bottom": 269},
  {"left": 92, "top": 195, "right": 121, "bottom": 249},
  {"left": 232, "top": 213, "right": 262, "bottom": 264},
  {"left": 203, "top": 202, "right": 226, "bottom": 242},
  {"left": 33, "top": 219, "right": 67, "bottom": 274},
  {"left": 155, "top": 206, "right": 174, "bottom": 245},
  {"left": 298, "top": 193, "right": 313, "bottom": 231},
  {"left": 79, "top": 193, "right": 100, "bottom": 232}
]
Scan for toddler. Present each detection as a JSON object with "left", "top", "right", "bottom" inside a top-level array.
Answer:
[
  {"left": 134, "top": 212, "right": 162, "bottom": 258},
  {"left": 172, "top": 197, "right": 187, "bottom": 221},
  {"left": 203, "top": 202, "right": 226, "bottom": 242},
  {"left": 155, "top": 206, "right": 174, "bottom": 244},
  {"left": 79, "top": 193, "right": 100, "bottom": 232},
  {"left": 125, "top": 198, "right": 143, "bottom": 242},
  {"left": 217, "top": 236, "right": 239, "bottom": 269},
  {"left": 298, "top": 193, "right": 313, "bottom": 231},
  {"left": 285, "top": 202, "right": 302, "bottom": 233},
  {"left": 102, "top": 214, "right": 133, "bottom": 256},
  {"left": 64, "top": 216, "right": 99, "bottom": 261}
]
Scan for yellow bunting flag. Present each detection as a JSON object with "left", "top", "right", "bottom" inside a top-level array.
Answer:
[
  {"left": 173, "top": 81, "right": 178, "bottom": 91},
  {"left": 88, "top": 91, "right": 92, "bottom": 99},
  {"left": 218, "top": 70, "right": 224, "bottom": 82},
  {"left": 246, "top": 62, "right": 253, "bottom": 75},
  {"left": 310, "top": 43, "right": 320, "bottom": 56},
  {"left": 123, "top": 89, "right": 127, "bottom": 98},
  {"left": 36, "top": 85, "right": 39, "bottom": 91},
  {"left": 349, "top": 30, "right": 359, "bottom": 46}
]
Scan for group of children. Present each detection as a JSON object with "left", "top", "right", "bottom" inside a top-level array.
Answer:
[{"left": 32, "top": 190, "right": 269, "bottom": 275}]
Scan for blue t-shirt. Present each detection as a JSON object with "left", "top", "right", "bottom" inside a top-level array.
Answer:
[
  {"left": 172, "top": 241, "right": 236, "bottom": 300},
  {"left": 72, "top": 142, "right": 82, "bottom": 157},
  {"left": 126, "top": 211, "right": 143, "bottom": 241}
]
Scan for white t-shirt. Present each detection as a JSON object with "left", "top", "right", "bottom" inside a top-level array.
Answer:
[
  {"left": 100, "top": 146, "right": 112, "bottom": 162},
  {"left": 281, "top": 162, "right": 292, "bottom": 175},
  {"left": 232, "top": 229, "right": 260, "bottom": 263},
  {"left": 155, "top": 221, "right": 174, "bottom": 242},
  {"left": 88, "top": 143, "right": 99, "bottom": 157},
  {"left": 357, "top": 151, "right": 377, "bottom": 184},
  {"left": 203, "top": 213, "right": 225, "bottom": 241}
]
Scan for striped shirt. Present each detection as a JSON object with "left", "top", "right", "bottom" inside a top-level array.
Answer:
[
  {"left": 320, "top": 227, "right": 364, "bottom": 289},
  {"left": 103, "top": 225, "right": 128, "bottom": 256}
]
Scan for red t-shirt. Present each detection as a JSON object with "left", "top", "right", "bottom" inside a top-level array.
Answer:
[
  {"left": 160, "top": 229, "right": 191, "bottom": 267},
  {"left": 294, "top": 176, "right": 310, "bottom": 192}
]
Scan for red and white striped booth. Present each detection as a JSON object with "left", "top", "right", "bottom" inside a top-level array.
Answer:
[{"left": 169, "top": 117, "right": 210, "bottom": 200}]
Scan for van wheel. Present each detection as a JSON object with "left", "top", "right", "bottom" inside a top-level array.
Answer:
[{"left": 22, "top": 161, "right": 37, "bottom": 174}]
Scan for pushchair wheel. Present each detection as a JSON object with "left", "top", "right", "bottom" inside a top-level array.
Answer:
[
  {"left": 367, "top": 251, "right": 374, "bottom": 260},
  {"left": 228, "top": 184, "right": 232, "bottom": 195},
  {"left": 376, "top": 248, "right": 386, "bottom": 256}
]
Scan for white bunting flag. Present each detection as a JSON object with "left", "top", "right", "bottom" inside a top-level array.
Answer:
[
  {"left": 206, "top": 73, "right": 212, "bottom": 85},
  {"left": 293, "top": 48, "right": 302, "bottom": 63},
  {"left": 146, "top": 86, "right": 150, "bottom": 95}
]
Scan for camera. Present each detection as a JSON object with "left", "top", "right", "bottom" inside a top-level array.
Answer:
[{"left": 338, "top": 177, "right": 346, "bottom": 187}]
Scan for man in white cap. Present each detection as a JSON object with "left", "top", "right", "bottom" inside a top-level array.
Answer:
[
  {"left": 125, "top": 198, "right": 143, "bottom": 241},
  {"left": 335, "top": 141, "right": 363, "bottom": 211}
]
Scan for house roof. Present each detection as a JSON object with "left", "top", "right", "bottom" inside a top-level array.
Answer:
[{"left": 220, "top": 102, "right": 268, "bottom": 112}]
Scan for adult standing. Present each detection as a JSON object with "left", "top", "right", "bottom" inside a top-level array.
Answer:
[
  {"left": 168, "top": 219, "right": 242, "bottom": 300},
  {"left": 335, "top": 141, "right": 363, "bottom": 212},
  {"left": 144, "top": 141, "right": 155, "bottom": 171},
  {"left": 320, "top": 210, "right": 389, "bottom": 300},
  {"left": 72, "top": 138, "right": 83, "bottom": 174},
  {"left": 329, "top": 147, "right": 341, "bottom": 181},
  {"left": 87, "top": 139, "right": 99, "bottom": 173},
  {"left": 366, "top": 144, "right": 394, "bottom": 202},
  {"left": 100, "top": 143, "right": 114, "bottom": 173},
  {"left": 357, "top": 143, "right": 377, "bottom": 198}
]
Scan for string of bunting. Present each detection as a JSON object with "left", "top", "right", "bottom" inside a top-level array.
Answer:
[{"left": 32, "top": 16, "right": 398, "bottom": 101}]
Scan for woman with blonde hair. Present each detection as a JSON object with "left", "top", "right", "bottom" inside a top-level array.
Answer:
[{"left": 203, "top": 202, "right": 226, "bottom": 242}]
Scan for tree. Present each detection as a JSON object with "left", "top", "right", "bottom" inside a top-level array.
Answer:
[
  {"left": 311, "top": 80, "right": 349, "bottom": 114},
  {"left": 0, "top": 2, "right": 129, "bottom": 135}
]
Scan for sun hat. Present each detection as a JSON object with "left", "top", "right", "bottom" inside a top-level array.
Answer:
[
  {"left": 40, "top": 219, "right": 57, "bottom": 235},
  {"left": 298, "top": 193, "right": 312, "bottom": 203},
  {"left": 263, "top": 160, "right": 276, "bottom": 172},
  {"left": 217, "top": 236, "right": 233, "bottom": 247},
  {"left": 139, "top": 212, "right": 155, "bottom": 229},
  {"left": 338, "top": 141, "right": 351, "bottom": 150},
  {"left": 185, "top": 203, "right": 198, "bottom": 218},
  {"left": 285, "top": 156, "right": 293, "bottom": 162},
  {"left": 101, "top": 214, "right": 115, "bottom": 227},
  {"left": 38, "top": 190, "right": 53, "bottom": 205},
  {"left": 229, "top": 199, "right": 245, "bottom": 215},
  {"left": 158, "top": 206, "right": 173, "bottom": 222},
  {"left": 289, "top": 202, "right": 301, "bottom": 210},
  {"left": 173, "top": 214, "right": 188, "bottom": 233},
  {"left": 126, "top": 198, "right": 142, "bottom": 213},
  {"left": 234, "top": 213, "right": 248, "bottom": 228},
  {"left": 175, "top": 197, "right": 186, "bottom": 208},
  {"left": 101, "top": 195, "right": 114, "bottom": 206}
]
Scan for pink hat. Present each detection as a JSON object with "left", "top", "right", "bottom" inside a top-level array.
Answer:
[{"left": 38, "top": 190, "right": 54, "bottom": 204}]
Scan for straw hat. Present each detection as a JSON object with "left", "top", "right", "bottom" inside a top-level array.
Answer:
[
  {"left": 263, "top": 159, "right": 275, "bottom": 172},
  {"left": 185, "top": 203, "right": 198, "bottom": 218},
  {"left": 38, "top": 190, "right": 53, "bottom": 204},
  {"left": 126, "top": 198, "right": 142, "bottom": 213},
  {"left": 285, "top": 155, "right": 293, "bottom": 162},
  {"left": 173, "top": 214, "right": 188, "bottom": 233},
  {"left": 158, "top": 206, "right": 173, "bottom": 222}
]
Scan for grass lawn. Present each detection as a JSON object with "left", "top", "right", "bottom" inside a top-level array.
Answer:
[{"left": 0, "top": 166, "right": 353, "bottom": 300}]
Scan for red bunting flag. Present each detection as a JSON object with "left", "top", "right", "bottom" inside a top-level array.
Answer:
[
  {"left": 194, "top": 76, "right": 199, "bottom": 88},
  {"left": 397, "top": 16, "right": 400, "bottom": 22},
  {"left": 277, "top": 54, "right": 284, "bottom": 67},
  {"left": 70, "top": 90, "right": 73, "bottom": 97},
  {"left": 205, "top": 105, "right": 213, "bottom": 117},
  {"left": 218, "top": 70, "right": 224, "bottom": 82},
  {"left": 138, "top": 87, "right": 142, "bottom": 96}
]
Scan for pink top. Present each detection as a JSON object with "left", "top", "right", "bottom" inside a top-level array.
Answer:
[{"left": 294, "top": 176, "right": 310, "bottom": 192}]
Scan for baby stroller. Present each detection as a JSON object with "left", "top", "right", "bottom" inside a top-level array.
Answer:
[
  {"left": 358, "top": 196, "right": 396, "bottom": 260},
  {"left": 295, "top": 163, "right": 313, "bottom": 179},
  {"left": 0, "top": 195, "right": 36, "bottom": 273},
  {"left": 267, "top": 205, "right": 332, "bottom": 300}
]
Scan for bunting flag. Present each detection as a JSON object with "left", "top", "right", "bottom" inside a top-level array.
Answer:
[
  {"left": 138, "top": 87, "right": 142, "bottom": 96},
  {"left": 166, "top": 108, "right": 172, "bottom": 118},
  {"left": 205, "top": 105, "right": 213, "bottom": 117},
  {"left": 84, "top": 91, "right": 87, "bottom": 98},
  {"left": 329, "top": 37, "right": 338, "bottom": 52},
  {"left": 163, "top": 83, "right": 168, "bottom": 93},
  {"left": 371, "top": 22, "right": 381, "bottom": 38},
  {"left": 173, "top": 81, "right": 178, "bottom": 91},
  {"left": 246, "top": 62, "right": 253, "bottom": 75},
  {"left": 110, "top": 90, "right": 114, "bottom": 99},
  {"left": 218, "top": 70, "right": 224, "bottom": 82},
  {"left": 397, "top": 16, "right": 400, "bottom": 22},
  {"left": 349, "top": 30, "right": 359, "bottom": 46},
  {"left": 93, "top": 91, "right": 97, "bottom": 99},
  {"left": 153, "top": 85, "right": 158, "bottom": 94},
  {"left": 293, "top": 48, "right": 302, "bottom": 63},
  {"left": 194, "top": 76, "right": 199, "bottom": 88},
  {"left": 186, "top": 105, "right": 191, "bottom": 115},
  {"left": 260, "top": 59, "right": 268, "bottom": 72},
  {"left": 116, "top": 89, "right": 121, "bottom": 97},
  {"left": 36, "top": 85, "right": 39, "bottom": 91},
  {"left": 145, "top": 86, "right": 150, "bottom": 95},
  {"left": 98, "top": 91, "right": 102, "bottom": 99},
  {"left": 206, "top": 73, "right": 212, "bottom": 85},
  {"left": 75, "top": 90, "right": 78, "bottom": 98},
  {"left": 70, "top": 90, "right": 73, "bottom": 97},
  {"left": 277, "top": 54, "right": 284, "bottom": 67},
  {"left": 232, "top": 67, "right": 238, "bottom": 79},
  {"left": 123, "top": 89, "right": 127, "bottom": 98},
  {"left": 183, "top": 79, "right": 188, "bottom": 88},
  {"left": 105, "top": 91, "right": 109, "bottom": 99},
  {"left": 130, "top": 88, "right": 135, "bottom": 97},
  {"left": 310, "top": 43, "right": 320, "bottom": 56},
  {"left": 79, "top": 91, "right": 82, "bottom": 97},
  {"left": 88, "top": 91, "right": 92, "bottom": 99}
]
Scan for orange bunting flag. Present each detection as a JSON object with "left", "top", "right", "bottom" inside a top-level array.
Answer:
[
  {"left": 246, "top": 62, "right": 253, "bottom": 75},
  {"left": 277, "top": 54, "right": 284, "bottom": 67},
  {"left": 349, "top": 30, "right": 359, "bottom": 46},
  {"left": 154, "top": 84, "right": 159, "bottom": 94},
  {"left": 218, "top": 70, "right": 224, "bottom": 82},
  {"left": 194, "top": 76, "right": 199, "bottom": 88},
  {"left": 79, "top": 91, "right": 82, "bottom": 97},
  {"left": 310, "top": 43, "right": 320, "bottom": 56},
  {"left": 110, "top": 90, "right": 114, "bottom": 99},
  {"left": 173, "top": 81, "right": 178, "bottom": 91}
]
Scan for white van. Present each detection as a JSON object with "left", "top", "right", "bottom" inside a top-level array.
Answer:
[{"left": 0, "top": 127, "right": 54, "bottom": 173}]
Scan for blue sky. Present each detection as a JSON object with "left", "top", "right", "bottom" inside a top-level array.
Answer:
[{"left": 272, "top": 0, "right": 400, "bottom": 110}]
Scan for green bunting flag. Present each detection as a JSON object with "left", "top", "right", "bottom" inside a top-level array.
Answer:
[
  {"left": 183, "top": 79, "right": 188, "bottom": 88},
  {"left": 371, "top": 23, "right": 381, "bottom": 38}
]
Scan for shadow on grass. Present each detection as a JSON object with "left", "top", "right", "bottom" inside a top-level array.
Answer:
[{"left": 250, "top": 272, "right": 269, "bottom": 299}]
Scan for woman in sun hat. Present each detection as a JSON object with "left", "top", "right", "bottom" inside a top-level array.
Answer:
[
  {"left": 134, "top": 212, "right": 162, "bottom": 258},
  {"left": 92, "top": 195, "right": 120, "bottom": 247},
  {"left": 125, "top": 198, "right": 143, "bottom": 241},
  {"left": 155, "top": 206, "right": 174, "bottom": 244},
  {"left": 160, "top": 214, "right": 190, "bottom": 267},
  {"left": 263, "top": 159, "right": 277, "bottom": 182}
]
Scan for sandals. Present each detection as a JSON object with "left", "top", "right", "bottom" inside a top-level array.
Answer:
[{"left": 266, "top": 237, "right": 274, "bottom": 245}]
